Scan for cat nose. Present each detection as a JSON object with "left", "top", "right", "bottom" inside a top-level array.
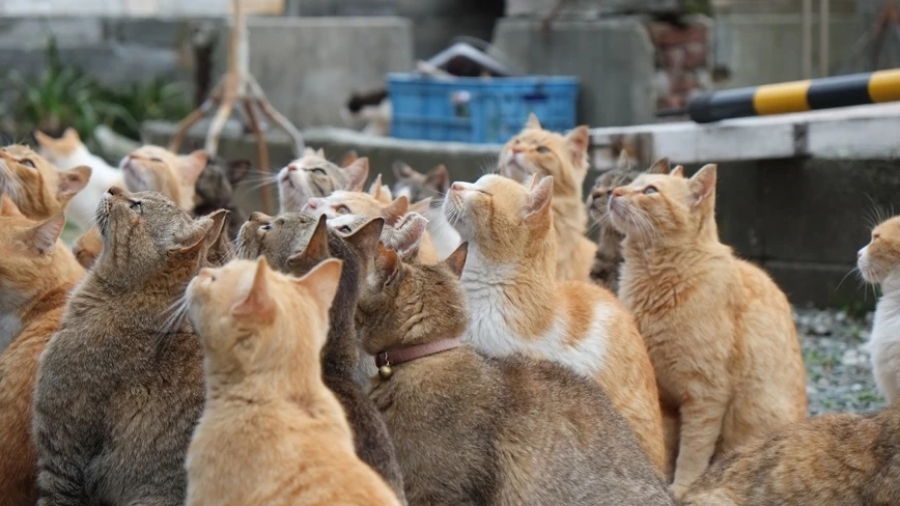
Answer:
[
  {"left": 611, "top": 188, "right": 625, "bottom": 199},
  {"left": 249, "top": 212, "right": 267, "bottom": 222},
  {"left": 450, "top": 183, "right": 465, "bottom": 192},
  {"left": 287, "top": 165, "right": 297, "bottom": 172},
  {"left": 107, "top": 186, "right": 124, "bottom": 197}
]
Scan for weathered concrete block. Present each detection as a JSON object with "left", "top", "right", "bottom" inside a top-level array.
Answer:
[
  {"left": 241, "top": 16, "right": 413, "bottom": 129},
  {"left": 492, "top": 18, "right": 656, "bottom": 127}
]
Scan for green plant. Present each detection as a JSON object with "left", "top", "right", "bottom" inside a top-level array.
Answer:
[{"left": 95, "top": 77, "right": 192, "bottom": 141}]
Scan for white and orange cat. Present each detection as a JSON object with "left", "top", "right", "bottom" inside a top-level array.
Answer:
[
  {"left": 857, "top": 215, "right": 900, "bottom": 404},
  {"left": 444, "top": 173, "right": 667, "bottom": 473},
  {"left": 0, "top": 145, "right": 91, "bottom": 222},
  {"left": 184, "top": 257, "right": 401, "bottom": 506},
  {"left": 119, "top": 145, "right": 207, "bottom": 212},
  {"left": 306, "top": 192, "right": 440, "bottom": 264},
  {"left": 499, "top": 114, "right": 595, "bottom": 281},
  {"left": 35, "top": 128, "right": 124, "bottom": 231},
  {"left": 608, "top": 163, "right": 807, "bottom": 498}
]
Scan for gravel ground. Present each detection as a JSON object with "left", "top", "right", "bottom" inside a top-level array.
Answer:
[{"left": 795, "top": 308, "right": 886, "bottom": 416}]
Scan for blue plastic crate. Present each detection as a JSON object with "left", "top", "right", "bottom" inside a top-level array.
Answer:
[{"left": 388, "top": 73, "right": 579, "bottom": 144}]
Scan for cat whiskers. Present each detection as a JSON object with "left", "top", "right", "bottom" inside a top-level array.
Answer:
[
  {"left": 157, "top": 294, "right": 190, "bottom": 338},
  {"left": 242, "top": 171, "right": 281, "bottom": 193}
]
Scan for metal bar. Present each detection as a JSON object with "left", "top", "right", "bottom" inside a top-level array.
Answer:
[
  {"left": 819, "top": 0, "right": 830, "bottom": 77},
  {"left": 802, "top": 0, "right": 813, "bottom": 79}
]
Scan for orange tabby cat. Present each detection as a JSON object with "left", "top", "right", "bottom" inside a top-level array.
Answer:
[
  {"left": 120, "top": 145, "right": 207, "bottom": 212},
  {"left": 0, "top": 145, "right": 91, "bottom": 221},
  {"left": 681, "top": 403, "right": 900, "bottom": 506},
  {"left": 444, "top": 174, "right": 666, "bottom": 473},
  {"left": 608, "top": 164, "right": 807, "bottom": 498},
  {"left": 499, "top": 114, "right": 595, "bottom": 281},
  {"left": 306, "top": 192, "right": 440, "bottom": 264},
  {"left": 185, "top": 257, "right": 401, "bottom": 506},
  {"left": 0, "top": 195, "right": 84, "bottom": 506}
]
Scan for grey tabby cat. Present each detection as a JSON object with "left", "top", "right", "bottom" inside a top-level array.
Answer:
[
  {"left": 587, "top": 153, "right": 670, "bottom": 293},
  {"left": 357, "top": 240, "right": 675, "bottom": 506},
  {"left": 193, "top": 156, "right": 251, "bottom": 239},
  {"left": 235, "top": 211, "right": 407, "bottom": 502},
  {"left": 32, "top": 188, "right": 226, "bottom": 506},
  {"left": 391, "top": 161, "right": 449, "bottom": 203},
  {"left": 277, "top": 148, "right": 369, "bottom": 213}
]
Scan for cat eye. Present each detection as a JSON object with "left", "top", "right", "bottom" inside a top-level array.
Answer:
[
  {"left": 338, "top": 225, "right": 352, "bottom": 233},
  {"left": 336, "top": 205, "right": 351, "bottom": 215},
  {"left": 128, "top": 200, "right": 143, "bottom": 212},
  {"left": 261, "top": 223, "right": 272, "bottom": 231},
  {"left": 311, "top": 168, "right": 327, "bottom": 175},
  {"left": 537, "top": 146, "right": 550, "bottom": 154},
  {"left": 643, "top": 186, "right": 658, "bottom": 195},
  {"left": 20, "top": 159, "right": 36, "bottom": 168},
  {"left": 149, "top": 157, "right": 163, "bottom": 163}
]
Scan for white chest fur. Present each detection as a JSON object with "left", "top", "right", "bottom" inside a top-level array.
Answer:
[
  {"left": 461, "top": 250, "right": 611, "bottom": 378},
  {"left": 869, "top": 286, "right": 900, "bottom": 403}
]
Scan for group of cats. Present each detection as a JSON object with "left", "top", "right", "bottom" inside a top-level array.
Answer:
[{"left": 0, "top": 114, "right": 898, "bottom": 506}]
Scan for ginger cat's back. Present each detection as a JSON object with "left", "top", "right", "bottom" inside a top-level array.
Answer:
[
  {"left": 0, "top": 196, "right": 84, "bottom": 506},
  {"left": 682, "top": 405, "right": 900, "bottom": 506},
  {"left": 185, "top": 258, "right": 400, "bottom": 506},
  {"left": 610, "top": 164, "right": 806, "bottom": 496},
  {"left": 444, "top": 174, "right": 666, "bottom": 472}
]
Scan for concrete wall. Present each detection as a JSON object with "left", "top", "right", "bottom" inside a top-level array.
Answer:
[
  {"left": 240, "top": 16, "right": 413, "bottom": 129},
  {"left": 0, "top": 0, "right": 283, "bottom": 16},
  {"left": 492, "top": 18, "right": 657, "bottom": 127}
]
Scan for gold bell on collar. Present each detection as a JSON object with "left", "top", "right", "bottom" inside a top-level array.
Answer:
[{"left": 378, "top": 364, "right": 393, "bottom": 380}]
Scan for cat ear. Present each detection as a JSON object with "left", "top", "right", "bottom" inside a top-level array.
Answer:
[
  {"left": 616, "top": 150, "right": 633, "bottom": 170},
  {"left": 368, "top": 174, "right": 384, "bottom": 198},
  {"left": 341, "top": 150, "right": 359, "bottom": 167},
  {"left": 287, "top": 214, "right": 330, "bottom": 272},
  {"left": 525, "top": 176, "right": 554, "bottom": 225},
  {"left": 179, "top": 150, "right": 208, "bottom": 185},
  {"left": 382, "top": 196, "right": 409, "bottom": 226},
  {"left": 670, "top": 165, "right": 685, "bottom": 178},
  {"left": 227, "top": 159, "right": 252, "bottom": 185},
  {"left": 391, "top": 213, "right": 427, "bottom": 261},
  {"left": 375, "top": 243, "right": 401, "bottom": 286},
  {"left": 392, "top": 160, "right": 419, "bottom": 180},
  {"left": 525, "top": 112, "right": 542, "bottom": 130},
  {"left": 34, "top": 130, "right": 53, "bottom": 147},
  {"left": 171, "top": 211, "right": 226, "bottom": 257},
  {"left": 689, "top": 164, "right": 717, "bottom": 205},
  {"left": 426, "top": 165, "right": 450, "bottom": 193},
  {"left": 316, "top": 148, "right": 325, "bottom": 158},
  {"left": 232, "top": 257, "right": 276, "bottom": 320},
  {"left": 303, "top": 147, "right": 318, "bottom": 157},
  {"left": 408, "top": 197, "right": 432, "bottom": 215},
  {"left": 566, "top": 126, "right": 590, "bottom": 170},
  {"left": 57, "top": 165, "right": 92, "bottom": 201},
  {"left": 0, "top": 192, "right": 24, "bottom": 217},
  {"left": 341, "top": 217, "right": 384, "bottom": 259},
  {"left": 63, "top": 128, "right": 81, "bottom": 142},
  {"left": 294, "top": 258, "right": 343, "bottom": 311},
  {"left": 205, "top": 209, "right": 230, "bottom": 247},
  {"left": 26, "top": 213, "right": 66, "bottom": 254},
  {"left": 343, "top": 157, "right": 370, "bottom": 192},
  {"left": 646, "top": 157, "right": 671, "bottom": 175},
  {"left": 443, "top": 242, "right": 468, "bottom": 279}
]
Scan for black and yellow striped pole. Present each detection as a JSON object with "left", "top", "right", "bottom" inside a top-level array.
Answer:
[{"left": 688, "top": 68, "right": 900, "bottom": 123}]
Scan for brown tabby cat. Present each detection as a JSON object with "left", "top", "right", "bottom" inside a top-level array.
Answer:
[
  {"left": 0, "top": 145, "right": 91, "bottom": 221},
  {"left": 681, "top": 403, "right": 900, "bottom": 506},
  {"left": 120, "top": 145, "right": 207, "bottom": 212},
  {"left": 586, "top": 151, "right": 647, "bottom": 293},
  {"left": 235, "top": 212, "right": 407, "bottom": 501},
  {"left": 444, "top": 173, "right": 667, "bottom": 472},
  {"left": 0, "top": 196, "right": 84, "bottom": 506},
  {"left": 498, "top": 114, "right": 595, "bottom": 281},
  {"left": 185, "top": 257, "right": 402, "bottom": 506},
  {"left": 356, "top": 241, "right": 674, "bottom": 506},
  {"left": 32, "top": 188, "right": 226, "bottom": 506},
  {"left": 609, "top": 164, "right": 807, "bottom": 498},
  {"left": 193, "top": 156, "right": 251, "bottom": 239},
  {"left": 329, "top": 211, "right": 429, "bottom": 263}
]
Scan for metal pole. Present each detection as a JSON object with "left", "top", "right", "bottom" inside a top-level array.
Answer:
[
  {"left": 819, "top": 0, "right": 830, "bottom": 77},
  {"left": 802, "top": 0, "right": 813, "bottom": 79}
]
